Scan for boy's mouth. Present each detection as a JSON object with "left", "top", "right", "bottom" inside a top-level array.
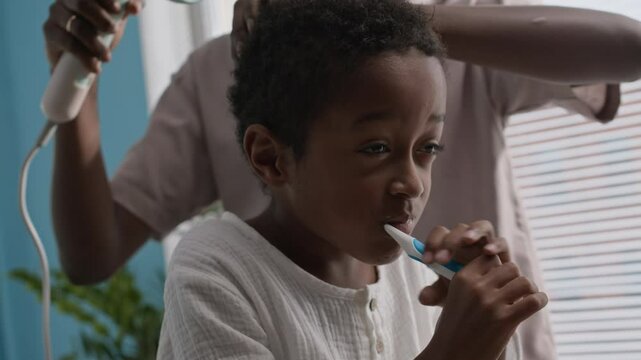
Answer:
[{"left": 384, "top": 216, "right": 414, "bottom": 235}]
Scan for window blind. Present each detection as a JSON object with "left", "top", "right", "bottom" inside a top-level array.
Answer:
[{"left": 505, "top": 80, "right": 641, "bottom": 360}]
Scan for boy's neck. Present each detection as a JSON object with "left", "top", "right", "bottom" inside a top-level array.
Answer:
[{"left": 247, "top": 203, "right": 378, "bottom": 289}]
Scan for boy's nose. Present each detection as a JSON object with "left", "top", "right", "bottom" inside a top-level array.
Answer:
[{"left": 389, "top": 163, "right": 425, "bottom": 199}]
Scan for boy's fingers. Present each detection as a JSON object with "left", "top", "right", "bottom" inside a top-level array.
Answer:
[
  {"left": 418, "top": 278, "right": 449, "bottom": 306},
  {"left": 443, "top": 223, "right": 493, "bottom": 264},
  {"left": 462, "top": 220, "right": 495, "bottom": 245},
  {"left": 418, "top": 285, "right": 441, "bottom": 306},
  {"left": 434, "top": 223, "right": 469, "bottom": 264},
  {"left": 422, "top": 225, "right": 450, "bottom": 264},
  {"left": 507, "top": 292, "right": 548, "bottom": 324},
  {"left": 498, "top": 276, "right": 538, "bottom": 304},
  {"left": 461, "top": 254, "right": 501, "bottom": 277},
  {"left": 483, "top": 236, "right": 511, "bottom": 263},
  {"left": 485, "top": 261, "right": 521, "bottom": 289},
  {"left": 443, "top": 222, "right": 469, "bottom": 244}
]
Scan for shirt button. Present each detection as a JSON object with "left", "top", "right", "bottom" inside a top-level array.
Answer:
[
  {"left": 376, "top": 339, "right": 384, "bottom": 353},
  {"left": 369, "top": 298, "right": 378, "bottom": 311}
]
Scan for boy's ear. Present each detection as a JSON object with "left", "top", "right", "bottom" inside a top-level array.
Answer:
[{"left": 243, "top": 124, "right": 292, "bottom": 186}]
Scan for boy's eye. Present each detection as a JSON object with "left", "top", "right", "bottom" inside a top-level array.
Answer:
[
  {"left": 360, "top": 143, "right": 390, "bottom": 155},
  {"left": 419, "top": 143, "right": 445, "bottom": 155}
]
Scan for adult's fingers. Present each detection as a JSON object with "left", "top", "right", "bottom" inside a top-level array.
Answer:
[
  {"left": 232, "top": 0, "right": 256, "bottom": 60},
  {"left": 60, "top": 0, "right": 118, "bottom": 34},
  {"left": 231, "top": 0, "right": 269, "bottom": 61},
  {"left": 44, "top": 17, "right": 100, "bottom": 72},
  {"left": 124, "top": 0, "right": 144, "bottom": 15},
  {"left": 96, "top": 0, "right": 123, "bottom": 14},
  {"left": 49, "top": 3, "right": 110, "bottom": 62}
]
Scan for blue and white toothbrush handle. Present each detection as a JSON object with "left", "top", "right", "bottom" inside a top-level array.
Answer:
[
  {"left": 409, "top": 238, "right": 463, "bottom": 280},
  {"left": 384, "top": 224, "right": 463, "bottom": 280}
]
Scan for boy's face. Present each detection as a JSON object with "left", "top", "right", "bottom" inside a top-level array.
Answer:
[{"left": 280, "top": 50, "right": 446, "bottom": 265}]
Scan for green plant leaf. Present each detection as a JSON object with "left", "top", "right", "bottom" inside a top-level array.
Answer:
[{"left": 10, "top": 267, "right": 165, "bottom": 360}]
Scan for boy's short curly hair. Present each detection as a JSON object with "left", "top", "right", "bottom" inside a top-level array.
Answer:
[{"left": 229, "top": 0, "right": 444, "bottom": 158}]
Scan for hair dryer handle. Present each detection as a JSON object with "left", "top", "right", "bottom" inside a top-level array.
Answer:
[
  {"left": 41, "top": 5, "right": 124, "bottom": 124},
  {"left": 41, "top": 52, "right": 98, "bottom": 124}
]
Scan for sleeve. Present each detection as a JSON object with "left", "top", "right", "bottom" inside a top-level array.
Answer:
[
  {"left": 483, "top": 67, "right": 621, "bottom": 125},
  {"left": 111, "top": 54, "right": 218, "bottom": 239},
  {"left": 503, "top": 332, "right": 522, "bottom": 360},
  {"left": 158, "top": 257, "right": 274, "bottom": 360}
]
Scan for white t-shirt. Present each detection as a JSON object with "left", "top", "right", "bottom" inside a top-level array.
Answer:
[{"left": 157, "top": 212, "right": 520, "bottom": 359}]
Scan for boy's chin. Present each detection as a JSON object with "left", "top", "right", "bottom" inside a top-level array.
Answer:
[{"left": 358, "top": 246, "right": 404, "bottom": 266}]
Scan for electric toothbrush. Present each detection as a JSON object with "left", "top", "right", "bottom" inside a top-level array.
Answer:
[{"left": 384, "top": 224, "right": 463, "bottom": 280}]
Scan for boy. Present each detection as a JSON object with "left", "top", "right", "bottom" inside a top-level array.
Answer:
[{"left": 157, "top": 0, "right": 547, "bottom": 358}]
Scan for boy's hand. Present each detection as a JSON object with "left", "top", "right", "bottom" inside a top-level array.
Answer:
[
  {"left": 43, "top": 0, "right": 143, "bottom": 73},
  {"left": 423, "top": 255, "right": 548, "bottom": 360},
  {"left": 418, "top": 221, "right": 510, "bottom": 306}
]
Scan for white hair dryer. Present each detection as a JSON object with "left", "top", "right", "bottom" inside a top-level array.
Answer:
[{"left": 41, "top": 0, "right": 202, "bottom": 124}]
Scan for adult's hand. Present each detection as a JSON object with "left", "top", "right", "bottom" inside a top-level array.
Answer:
[
  {"left": 231, "top": 0, "right": 272, "bottom": 61},
  {"left": 43, "top": 0, "right": 143, "bottom": 73}
]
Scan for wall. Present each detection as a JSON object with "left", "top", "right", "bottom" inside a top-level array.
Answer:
[{"left": 0, "top": 1, "right": 164, "bottom": 359}]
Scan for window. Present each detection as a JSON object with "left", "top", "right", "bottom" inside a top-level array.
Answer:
[
  {"left": 198, "top": 0, "right": 236, "bottom": 39},
  {"left": 506, "top": 81, "right": 641, "bottom": 359},
  {"left": 506, "top": 2, "right": 641, "bottom": 358}
]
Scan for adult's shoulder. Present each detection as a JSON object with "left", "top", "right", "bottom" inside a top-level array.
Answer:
[{"left": 184, "top": 33, "right": 234, "bottom": 74}]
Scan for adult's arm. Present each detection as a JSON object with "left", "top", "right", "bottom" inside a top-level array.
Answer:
[
  {"left": 45, "top": 0, "right": 151, "bottom": 284},
  {"left": 52, "top": 89, "right": 152, "bottom": 284},
  {"left": 427, "top": 5, "right": 641, "bottom": 84}
]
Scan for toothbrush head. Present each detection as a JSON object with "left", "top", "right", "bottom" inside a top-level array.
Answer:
[{"left": 384, "top": 224, "right": 424, "bottom": 260}]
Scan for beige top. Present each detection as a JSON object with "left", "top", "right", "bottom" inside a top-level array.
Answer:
[{"left": 113, "top": 34, "right": 615, "bottom": 360}]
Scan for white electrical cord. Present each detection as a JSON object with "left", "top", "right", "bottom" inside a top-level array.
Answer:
[{"left": 19, "top": 121, "right": 57, "bottom": 360}]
